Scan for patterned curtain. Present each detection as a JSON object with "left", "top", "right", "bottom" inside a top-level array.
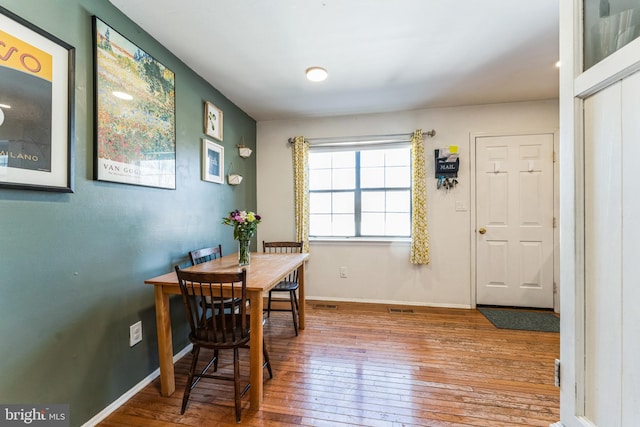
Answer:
[
  {"left": 292, "top": 136, "right": 310, "bottom": 253},
  {"left": 411, "top": 129, "right": 430, "bottom": 264}
]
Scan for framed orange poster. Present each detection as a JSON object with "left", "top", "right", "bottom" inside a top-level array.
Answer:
[{"left": 0, "top": 6, "right": 75, "bottom": 192}]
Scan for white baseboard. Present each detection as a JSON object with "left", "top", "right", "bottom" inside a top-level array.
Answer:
[
  {"left": 307, "top": 295, "right": 472, "bottom": 310},
  {"left": 549, "top": 422, "right": 564, "bottom": 427},
  {"left": 81, "top": 344, "right": 193, "bottom": 427}
]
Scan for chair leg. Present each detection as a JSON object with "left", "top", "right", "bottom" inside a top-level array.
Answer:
[
  {"left": 181, "top": 345, "right": 200, "bottom": 414},
  {"left": 293, "top": 289, "right": 299, "bottom": 312},
  {"left": 213, "top": 349, "right": 219, "bottom": 371},
  {"left": 290, "top": 290, "right": 298, "bottom": 336},
  {"left": 263, "top": 338, "right": 273, "bottom": 378},
  {"left": 267, "top": 290, "right": 273, "bottom": 318},
  {"left": 233, "top": 347, "right": 241, "bottom": 423}
]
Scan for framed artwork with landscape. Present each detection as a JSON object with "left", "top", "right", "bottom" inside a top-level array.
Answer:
[
  {"left": 0, "top": 6, "right": 75, "bottom": 192},
  {"left": 92, "top": 16, "right": 176, "bottom": 189},
  {"left": 202, "top": 138, "right": 223, "bottom": 184}
]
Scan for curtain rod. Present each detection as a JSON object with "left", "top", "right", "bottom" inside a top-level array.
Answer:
[{"left": 288, "top": 129, "right": 436, "bottom": 145}]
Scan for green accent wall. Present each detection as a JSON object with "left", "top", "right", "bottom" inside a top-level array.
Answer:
[{"left": 0, "top": 1, "right": 257, "bottom": 425}]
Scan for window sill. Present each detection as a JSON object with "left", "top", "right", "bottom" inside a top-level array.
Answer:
[{"left": 310, "top": 237, "right": 411, "bottom": 244}]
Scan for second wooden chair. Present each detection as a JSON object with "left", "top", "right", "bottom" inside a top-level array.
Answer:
[
  {"left": 189, "top": 245, "right": 241, "bottom": 353},
  {"left": 189, "top": 245, "right": 223, "bottom": 265},
  {"left": 262, "top": 241, "right": 303, "bottom": 336}
]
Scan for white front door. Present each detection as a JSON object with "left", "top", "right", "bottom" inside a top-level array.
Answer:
[{"left": 475, "top": 133, "right": 555, "bottom": 308}]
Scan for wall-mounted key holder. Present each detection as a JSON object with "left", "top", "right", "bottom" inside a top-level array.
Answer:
[{"left": 437, "top": 176, "right": 458, "bottom": 190}]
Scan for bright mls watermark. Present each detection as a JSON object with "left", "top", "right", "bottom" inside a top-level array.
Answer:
[{"left": 0, "top": 405, "right": 69, "bottom": 426}]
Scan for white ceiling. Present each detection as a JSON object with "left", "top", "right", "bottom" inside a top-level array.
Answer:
[{"left": 108, "top": 0, "right": 559, "bottom": 122}]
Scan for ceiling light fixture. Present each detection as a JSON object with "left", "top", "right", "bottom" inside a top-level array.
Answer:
[{"left": 306, "top": 66, "right": 328, "bottom": 82}]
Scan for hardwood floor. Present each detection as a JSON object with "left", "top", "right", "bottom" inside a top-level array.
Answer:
[{"left": 99, "top": 302, "right": 559, "bottom": 427}]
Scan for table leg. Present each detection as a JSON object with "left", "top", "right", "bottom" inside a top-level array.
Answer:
[
  {"left": 155, "top": 285, "right": 175, "bottom": 396},
  {"left": 249, "top": 289, "right": 264, "bottom": 408},
  {"left": 297, "top": 263, "right": 306, "bottom": 330}
]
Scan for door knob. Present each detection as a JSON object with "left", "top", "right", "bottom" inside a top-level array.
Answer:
[{"left": 478, "top": 227, "right": 487, "bottom": 234}]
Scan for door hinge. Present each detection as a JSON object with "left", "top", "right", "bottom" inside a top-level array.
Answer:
[
  {"left": 553, "top": 217, "right": 557, "bottom": 228},
  {"left": 554, "top": 359, "right": 561, "bottom": 387},
  {"left": 553, "top": 151, "right": 557, "bottom": 163}
]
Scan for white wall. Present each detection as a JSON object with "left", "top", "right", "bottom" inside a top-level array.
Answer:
[{"left": 257, "top": 100, "right": 558, "bottom": 308}]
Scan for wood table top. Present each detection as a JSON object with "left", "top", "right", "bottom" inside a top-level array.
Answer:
[{"left": 145, "top": 252, "right": 309, "bottom": 292}]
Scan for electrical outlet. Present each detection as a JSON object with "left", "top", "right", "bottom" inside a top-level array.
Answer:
[
  {"left": 340, "top": 266, "right": 348, "bottom": 278},
  {"left": 129, "top": 321, "right": 142, "bottom": 347}
]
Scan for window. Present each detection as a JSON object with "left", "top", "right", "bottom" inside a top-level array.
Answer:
[
  {"left": 308, "top": 145, "right": 411, "bottom": 238},
  {"left": 583, "top": 0, "right": 640, "bottom": 70}
]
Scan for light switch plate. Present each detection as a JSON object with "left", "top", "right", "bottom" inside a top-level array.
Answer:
[{"left": 455, "top": 200, "right": 467, "bottom": 211}]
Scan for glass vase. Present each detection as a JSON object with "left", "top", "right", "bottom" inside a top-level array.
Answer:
[{"left": 238, "top": 239, "right": 250, "bottom": 266}]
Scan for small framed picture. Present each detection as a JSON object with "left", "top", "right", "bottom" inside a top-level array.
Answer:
[
  {"left": 204, "top": 101, "right": 223, "bottom": 141},
  {"left": 202, "top": 138, "right": 224, "bottom": 184}
]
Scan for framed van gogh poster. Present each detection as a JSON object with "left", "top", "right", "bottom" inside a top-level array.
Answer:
[
  {"left": 92, "top": 16, "right": 176, "bottom": 189},
  {"left": 0, "top": 6, "right": 75, "bottom": 192}
]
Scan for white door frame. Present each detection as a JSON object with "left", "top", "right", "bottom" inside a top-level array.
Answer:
[
  {"left": 469, "top": 130, "right": 559, "bottom": 312},
  {"left": 560, "top": 0, "right": 640, "bottom": 424}
]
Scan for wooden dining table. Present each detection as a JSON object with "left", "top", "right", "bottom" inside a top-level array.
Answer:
[{"left": 145, "top": 252, "right": 309, "bottom": 408}]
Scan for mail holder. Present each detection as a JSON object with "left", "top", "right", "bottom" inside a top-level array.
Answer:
[{"left": 434, "top": 148, "right": 459, "bottom": 178}]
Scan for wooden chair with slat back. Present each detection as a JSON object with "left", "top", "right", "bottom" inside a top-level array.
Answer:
[
  {"left": 188, "top": 245, "right": 241, "bottom": 363},
  {"left": 262, "top": 241, "right": 303, "bottom": 336},
  {"left": 189, "top": 245, "right": 223, "bottom": 265},
  {"left": 174, "top": 266, "right": 273, "bottom": 422},
  {"left": 189, "top": 245, "right": 240, "bottom": 311}
]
